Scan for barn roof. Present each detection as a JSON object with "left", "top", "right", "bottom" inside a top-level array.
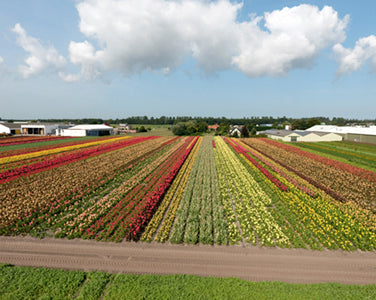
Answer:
[
  {"left": 68, "top": 124, "right": 113, "bottom": 130},
  {"left": 0, "top": 123, "right": 21, "bottom": 129},
  {"left": 307, "top": 125, "right": 376, "bottom": 136}
]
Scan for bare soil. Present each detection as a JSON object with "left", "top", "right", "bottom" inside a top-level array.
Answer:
[{"left": 0, "top": 236, "right": 375, "bottom": 285}]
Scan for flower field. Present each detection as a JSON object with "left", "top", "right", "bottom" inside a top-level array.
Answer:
[{"left": 0, "top": 135, "right": 375, "bottom": 251}]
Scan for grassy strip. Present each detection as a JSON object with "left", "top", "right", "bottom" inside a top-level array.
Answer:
[
  {"left": 293, "top": 143, "right": 376, "bottom": 172},
  {"left": 76, "top": 271, "right": 113, "bottom": 300},
  {"left": 0, "top": 264, "right": 375, "bottom": 300},
  {"left": 0, "top": 136, "right": 98, "bottom": 152}
]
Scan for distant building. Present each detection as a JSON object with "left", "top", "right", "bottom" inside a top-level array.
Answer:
[
  {"left": 21, "top": 124, "right": 67, "bottom": 136},
  {"left": 115, "top": 124, "right": 134, "bottom": 134},
  {"left": 62, "top": 124, "right": 114, "bottom": 137},
  {"left": 0, "top": 123, "right": 21, "bottom": 135},
  {"left": 306, "top": 125, "right": 376, "bottom": 144},
  {"left": 229, "top": 125, "right": 242, "bottom": 137},
  {"left": 262, "top": 129, "right": 343, "bottom": 142},
  {"left": 208, "top": 124, "right": 219, "bottom": 131}
]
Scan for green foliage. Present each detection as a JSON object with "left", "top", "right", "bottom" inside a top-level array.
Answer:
[
  {"left": 250, "top": 127, "right": 257, "bottom": 136},
  {"left": 172, "top": 120, "right": 207, "bottom": 136},
  {"left": 292, "top": 118, "right": 321, "bottom": 130},
  {"left": 197, "top": 121, "right": 208, "bottom": 133},
  {"left": 217, "top": 122, "right": 230, "bottom": 136},
  {"left": 240, "top": 125, "right": 249, "bottom": 138},
  {"left": 172, "top": 122, "right": 187, "bottom": 136},
  {"left": 138, "top": 126, "right": 147, "bottom": 132}
]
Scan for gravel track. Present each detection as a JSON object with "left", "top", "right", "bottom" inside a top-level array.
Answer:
[{"left": 0, "top": 236, "right": 375, "bottom": 285}]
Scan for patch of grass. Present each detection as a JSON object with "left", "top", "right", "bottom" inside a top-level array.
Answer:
[
  {"left": 129, "top": 124, "right": 171, "bottom": 129},
  {"left": 76, "top": 271, "right": 113, "bottom": 300},
  {"left": 1, "top": 265, "right": 375, "bottom": 300},
  {"left": 127, "top": 127, "right": 174, "bottom": 137},
  {"left": 104, "top": 274, "right": 376, "bottom": 300},
  {"left": 0, "top": 264, "right": 86, "bottom": 299}
]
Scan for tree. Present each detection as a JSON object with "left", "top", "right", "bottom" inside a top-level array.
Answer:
[
  {"left": 291, "top": 119, "right": 307, "bottom": 130},
  {"left": 172, "top": 122, "right": 187, "bottom": 136},
  {"left": 197, "top": 121, "right": 208, "bottom": 133},
  {"left": 241, "top": 125, "right": 249, "bottom": 138},
  {"left": 250, "top": 127, "right": 257, "bottom": 136},
  {"left": 185, "top": 120, "right": 198, "bottom": 135},
  {"left": 307, "top": 118, "right": 321, "bottom": 129},
  {"left": 139, "top": 126, "right": 147, "bottom": 132},
  {"left": 217, "top": 122, "right": 230, "bottom": 135}
]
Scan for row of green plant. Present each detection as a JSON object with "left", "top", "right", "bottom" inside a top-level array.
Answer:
[
  {"left": 169, "top": 136, "right": 228, "bottom": 245},
  {"left": 141, "top": 137, "right": 202, "bottom": 242}
]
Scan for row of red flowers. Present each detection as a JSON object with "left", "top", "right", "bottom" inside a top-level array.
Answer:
[
  {"left": 225, "top": 137, "right": 288, "bottom": 192},
  {"left": 243, "top": 139, "right": 348, "bottom": 204},
  {"left": 238, "top": 140, "right": 317, "bottom": 198},
  {"left": 262, "top": 138, "right": 376, "bottom": 183},
  {"left": 0, "top": 136, "right": 115, "bottom": 158},
  {"left": 82, "top": 136, "right": 198, "bottom": 241},
  {"left": 0, "top": 136, "right": 158, "bottom": 184},
  {"left": 127, "top": 136, "right": 199, "bottom": 241},
  {"left": 0, "top": 136, "right": 175, "bottom": 234},
  {"left": 0, "top": 135, "right": 70, "bottom": 146}
]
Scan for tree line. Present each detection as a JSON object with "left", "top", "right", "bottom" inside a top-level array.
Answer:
[{"left": 2, "top": 116, "right": 375, "bottom": 129}]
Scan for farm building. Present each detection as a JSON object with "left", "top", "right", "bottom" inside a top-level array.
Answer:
[
  {"left": 0, "top": 123, "right": 21, "bottom": 135},
  {"left": 307, "top": 125, "right": 376, "bottom": 144},
  {"left": 208, "top": 124, "right": 219, "bottom": 131},
  {"left": 21, "top": 124, "right": 65, "bottom": 136},
  {"left": 62, "top": 124, "right": 114, "bottom": 137},
  {"left": 229, "top": 125, "right": 242, "bottom": 137},
  {"left": 262, "top": 129, "right": 343, "bottom": 142}
]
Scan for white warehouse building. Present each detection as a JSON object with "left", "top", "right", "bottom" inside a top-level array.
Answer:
[
  {"left": 0, "top": 123, "right": 21, "bottom": 135},
  {"left": 262, "top": 129, "right": 343, "bottom": 142},
  {"left": 307, "top": 125, "right": 376, "bottom": 144},
  {"left": 21, "top": 124, "right": 65, "bottom": 135},
  {"left": 61, "top": 124, "right": 114, "bottom": 137}
]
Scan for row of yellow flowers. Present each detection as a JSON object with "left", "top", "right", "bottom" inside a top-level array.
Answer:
[
  {"left": 0, "top": 136, "right": 131, "bottom": 165},
  {"left": 214, "top": 137, "right": 289, "bottom": 247},
  {"left": 238, "top": 139, "right": 376, "bottom": 251},
  {"left": 141, "top": 137, "right": 202, "bottom": 242}
]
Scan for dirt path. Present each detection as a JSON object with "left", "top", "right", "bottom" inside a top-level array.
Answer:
[{"left": 0, "top": 236, "right": 375, "bottom": 285}]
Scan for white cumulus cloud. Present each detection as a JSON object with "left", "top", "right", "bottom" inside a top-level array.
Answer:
[
  {"left": 233, "top": 5, "right": 349, "bottom": 76},
  {"left": 333, "top": 35, "right": 376, "bottom": 75},
  {"left": 64, "top": 0, "right": 349, "bottom": 80},
  {"left": 12, "top": 23, "right": 66, "bottom": 78}
]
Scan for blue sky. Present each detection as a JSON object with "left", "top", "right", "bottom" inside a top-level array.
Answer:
[{"left": 0, "top": 0, "right": 375, "bottom": 120}]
